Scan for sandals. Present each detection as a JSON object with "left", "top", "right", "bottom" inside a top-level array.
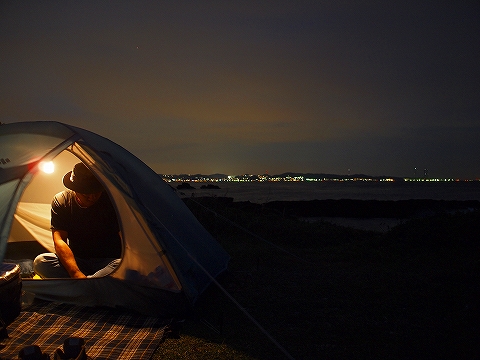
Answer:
[
  {"left": 18, "top": 345, "right": 49, "bottom": 360},
  {"left": 19, "top": 337, "right": 89, "bottom": 360},
  {"left": 53, "top": 337, "right": 88, "bottom": 360}
]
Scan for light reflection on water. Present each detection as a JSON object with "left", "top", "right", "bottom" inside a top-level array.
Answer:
[{"left": 175, "top": 181, "right": 480, "bottom": 203}]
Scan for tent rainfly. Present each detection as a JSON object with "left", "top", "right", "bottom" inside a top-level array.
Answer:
[{"left": 0, "top": 121, "right": 230, "bottom": 317}]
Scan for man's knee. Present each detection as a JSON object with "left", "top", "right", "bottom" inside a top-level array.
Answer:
[
  {"left": 33, "top": 253, "right": 68, "bottom": 278},
  {"left": 33, "top": 252, "right": 54, "bottom": 271}
]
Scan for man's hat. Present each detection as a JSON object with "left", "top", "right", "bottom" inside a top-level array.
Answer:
[{"left": 63, "top": 163, "right": 104, "bottom": 194}]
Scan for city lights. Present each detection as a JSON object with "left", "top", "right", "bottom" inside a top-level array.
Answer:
[{"left": 162, "top": 173, "right": 478, "bottom": 183}]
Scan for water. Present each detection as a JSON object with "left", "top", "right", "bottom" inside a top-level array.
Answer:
[{"left": 175, "top": 181, "right": 480, "bottom": 203}]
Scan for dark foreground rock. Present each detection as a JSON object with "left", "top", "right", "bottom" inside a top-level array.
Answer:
[{"left": 264, "top": 199, "right": 480, "bottom": 218}]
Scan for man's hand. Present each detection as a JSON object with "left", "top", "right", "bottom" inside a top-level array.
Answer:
[{"left": 70, "top": 270, "right": 87, "bottom": 279}]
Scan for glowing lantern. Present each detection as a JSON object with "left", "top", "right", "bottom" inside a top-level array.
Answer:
[{"left": 39, "top": 161, "right": 54, "bottom": 174}]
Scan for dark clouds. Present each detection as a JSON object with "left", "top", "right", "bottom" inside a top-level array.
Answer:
[{"left": 1, "top": 1, "right": 479, "bottom": 177}]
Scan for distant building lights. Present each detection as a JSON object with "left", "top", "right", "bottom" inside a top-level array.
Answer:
[{"left": 161, "top": 173, "right": 477, "bottom": 183}]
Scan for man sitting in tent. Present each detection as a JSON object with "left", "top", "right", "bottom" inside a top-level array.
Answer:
[{"left": 34, "top": 163, "right": 122, "bottom": 279}]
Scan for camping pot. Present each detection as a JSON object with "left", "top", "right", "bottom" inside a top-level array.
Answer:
[{"left": 0, "top": 263, "right": 22, "bottom": 325}]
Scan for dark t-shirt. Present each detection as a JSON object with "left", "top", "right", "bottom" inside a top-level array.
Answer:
[{"left": 51, "top": 190, "right": 122, "bottom": 259}]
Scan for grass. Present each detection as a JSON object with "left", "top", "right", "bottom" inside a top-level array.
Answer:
[{"left": 152, "top": 198, "right": 480, "bottom": 359}]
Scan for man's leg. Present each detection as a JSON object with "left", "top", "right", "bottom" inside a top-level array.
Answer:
[
  {"left": 34, "top": 255, "right": 120, "bottom": 278},
  {"left": 87, "top": 259, "right": 121, "bottom": 278},
  {"left": 33, "top": 253, "right": 70, "bottom": 278}
]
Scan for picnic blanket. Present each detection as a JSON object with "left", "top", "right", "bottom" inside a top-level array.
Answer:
[{"left": 0, "top": 301, "right": 171, "bottom": 360}]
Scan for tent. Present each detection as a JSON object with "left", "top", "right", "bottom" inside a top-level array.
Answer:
[{"left": 0, "top": 121, "right": 230, "bottom": 317}]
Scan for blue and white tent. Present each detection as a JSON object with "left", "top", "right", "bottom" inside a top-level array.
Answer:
[{"left": 0, "top": 121, "right": 229, "bottom": 317}]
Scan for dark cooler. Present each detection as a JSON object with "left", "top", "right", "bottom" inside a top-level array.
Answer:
[{"left": 0, "top": 263, "right": 22, "bottom": 325}]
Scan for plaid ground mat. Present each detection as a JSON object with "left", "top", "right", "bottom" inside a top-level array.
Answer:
[{"left": 0, "top": 301, "right": 170, "bottom": 360}]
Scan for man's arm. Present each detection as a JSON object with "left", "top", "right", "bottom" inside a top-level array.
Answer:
[{"left": 52, "top": 229, "right": 87, "bottom": 279}]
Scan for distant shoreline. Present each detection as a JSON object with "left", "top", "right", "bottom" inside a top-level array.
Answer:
[{"left": 175, "top": 180, "right": 480, "bottom": 202}]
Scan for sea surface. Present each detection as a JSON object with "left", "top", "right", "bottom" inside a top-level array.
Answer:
[{"left": 175, "top": 181, "right": 480, "bottom": 203}]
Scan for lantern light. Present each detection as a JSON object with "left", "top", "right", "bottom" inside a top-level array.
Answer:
[{"left": 39, "top": 161, "right": 54, "bottom": 174}]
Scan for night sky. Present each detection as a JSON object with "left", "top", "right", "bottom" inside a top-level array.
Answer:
[{"left": 1, "top": 1, "right": 479, "bottom": 178}]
